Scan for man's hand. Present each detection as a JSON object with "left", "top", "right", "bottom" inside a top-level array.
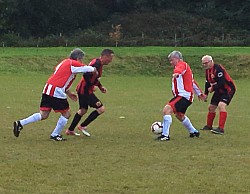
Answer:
[
  {"left": 208, "top": 87, "right": 213, "bottom": 93},
  {"left": 172, "top": 73, "right": 179, "bottom": 78},
  {"left": 93, "top": 86, "right": 98, "bottom": 92},
  {"left": 198, "top": 93, "right": 207, "bottom": 102},
  {"left": 66, "top": 90, "right": 78, "bottom": 101},
  {"left": 99, "top": 86, "right": 107, "bottom": 93}
]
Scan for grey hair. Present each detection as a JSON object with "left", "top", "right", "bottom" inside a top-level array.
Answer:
[
  {"left": 69, "top": 48, "right": 85, "bottom": 60},
  {"left": 168, "top": 51, "right": 183, "bottom": 60},
  {"left": 201, "top": 55, "right": 213, "bottom": 62}
]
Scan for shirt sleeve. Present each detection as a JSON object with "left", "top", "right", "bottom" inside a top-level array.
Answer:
[
  {"left": 71, "top": 65, "right": 95, "bottom": 74},
  {"left": 91, "top": 59, "right": 102, "bottom": 88},
  {"left": 204, "top": 70, "right": 210, "bottom": 95},
  {"left": 174, "top": 63, "right": 186, "bottom": 74},
  {"left": 193, "top": 79, "right": 203, "bottom": 96},
  {"left": 69, "top": 60, "right": 95, "bottom": 74},
  {"left": 204, "top": 81, "right": 210, "bottom": 95}
]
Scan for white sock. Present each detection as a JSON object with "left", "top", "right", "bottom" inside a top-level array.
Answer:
[
  {"left": 162, "top": 115, "right": 172, "bottom": 136},
  {"left": 182, "top": 116, "right": 197, "bottom": 133},
  {"left": 51, "top": 115, "right": 68, "bottom": 137},
  {"left": 20, "top": 113, "right": 42, "bottom": 126}
]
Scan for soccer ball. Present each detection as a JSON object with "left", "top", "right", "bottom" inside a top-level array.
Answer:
[{"left": 151, "top": 121, "right": 163, "bottom": 135}]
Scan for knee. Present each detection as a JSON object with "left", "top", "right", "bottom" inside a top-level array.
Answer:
[
  {"left": 40, "top": 111, "right": 49, "bottom": 120},
  {"left": 97, "top": 106, "right": 105, "bottom": 114},
  {"left": 176, "top": 113, "right": 185, "bottom": 121},
  {"left": 63, "top": 111, "right": 71, "bottom": 119},
  {"left": 78, "top": 109, "right": 87, "bottom": 116},
  {"left": 163, "top": 105, "right": 173, "bottom": 115},
  {"left": 218, "top": 102, "right": 227, "bottom": 112},
  {"left": 208, "top": 105, "right": 216, "bottom": 112}
]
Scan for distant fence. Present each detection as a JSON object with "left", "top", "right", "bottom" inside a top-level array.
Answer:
[{"left": 1, "top": 32, "right": 250, "bottom": 47}]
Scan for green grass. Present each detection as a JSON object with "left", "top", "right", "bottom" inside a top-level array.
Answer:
[
  {"left": 0, "top": 46, "right": 250, "bottom": 57},
  {"left": 0, "top": 46, "right": 249, "bottom": 78},
  {"left": 0, "top": 73, "right": 250, "bottom": 193},
  {"left": 0, "top": 47, "right": 250, "bottom": 193}
]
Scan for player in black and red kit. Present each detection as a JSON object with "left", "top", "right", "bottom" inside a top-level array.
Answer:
[
  {"left": 66, "top": 49, "right": 114, "bottom": 137},
  {"left": 200, "top": 55, "right": 236, "bottom": 134}
]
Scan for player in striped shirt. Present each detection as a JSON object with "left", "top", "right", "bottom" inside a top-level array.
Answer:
[
  {"left": 157, "top": 51, "right": 206, "bottom": 141},
  {"left": 13, "top": 48, "right": 97, "bottom": 141},
  {"left": 65, "top": 49, "right": 114, "bottom": 137},
  {"left": 200, "top": 55, "right": 236, "bottom": 134}
]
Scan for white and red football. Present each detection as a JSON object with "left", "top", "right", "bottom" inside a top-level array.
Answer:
[{"left": 150, "top": 121, "right": 163, "bottom": 135}]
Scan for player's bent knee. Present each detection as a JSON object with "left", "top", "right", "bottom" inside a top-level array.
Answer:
[
  {"left": 62, "top": 111, "right": 71, "bottom": 119},
  {"left": 176, "top": 113, "right": 185, "bottom": 121},
  {"left": 163, "top": 105, "right": 173, "bottom": 115},
  {"left": 218, "top": 102, "right": 227, "bottom": 112},
  {"left": 208, "top": 105, "right": 216, "bottom": 112},
  {"left": 40, "top": 111, "right": 50, "bottom": 120},
  {"left": 41, "top": 115, "right": 48, "bottom": 120},
  {"left": 97, "top": 106, "right": 105, "bottom": 114},
  {"left": 78, "top": 109, "right": 87, "bottom": 116}
]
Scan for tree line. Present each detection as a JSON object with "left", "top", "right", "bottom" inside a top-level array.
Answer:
[{"left": 0, "top": 0, "right": 249, "bottom": 46}]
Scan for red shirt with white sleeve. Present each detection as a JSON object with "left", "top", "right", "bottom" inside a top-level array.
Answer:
[
  {"left": 42, "top": 59, "right": 95, "bottom": 99},
  {"left": 172, "top": 61, "right": 202, "bottom": 102}
]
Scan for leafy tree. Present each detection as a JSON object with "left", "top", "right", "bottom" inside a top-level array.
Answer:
[
  {"left": 0, "top": 0, "right": 249, "bottom": 45},
  {"left": 109, "top": 24, "right": 122, "bottom": 47}
]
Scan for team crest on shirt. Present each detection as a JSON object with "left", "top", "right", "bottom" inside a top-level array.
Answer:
[
  {"left": 218, "top": 72, "right": 223, "bottom": 77},
  {"left": 96, "top": 101, "right": 102, "bottom": 107},
  {"left": 211, "top": 74, "right": 215, "bottom": 79}
]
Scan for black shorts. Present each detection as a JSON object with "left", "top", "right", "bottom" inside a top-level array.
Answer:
[
  {"left": 210, "top": 90, "right": 235, "bottom": 106},
  {"left": 78, "top": 93, "right": 103, "bottom": 110},
  {"left": 168, "top": 96, "right": 192, "bottom": 114},
  {"left": 40, "top": 94, "right": 69, "bottom": 113}
]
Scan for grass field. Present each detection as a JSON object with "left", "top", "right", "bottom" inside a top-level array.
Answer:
[
  {"left": 0, "top": 74, "right": 250, "bottom": 194},
  {"left": 0, "top": 47, "right": 250, "bottom": 193},
  {"left": 1, "top": 46, "right": 249, "bottom": 78}
]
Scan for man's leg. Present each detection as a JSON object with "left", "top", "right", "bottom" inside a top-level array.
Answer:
[
  {"left": 50, "top": 114, "right": 68, "bottom": 141},
  {"left": 67, "top": 108, "right": 87, "bottom": 131},
  {"left": 13, "top": 110, "right": 49, "bottom": 137},
  {"left": 157, "top": 104, "right": 173, "bottom": 141}
]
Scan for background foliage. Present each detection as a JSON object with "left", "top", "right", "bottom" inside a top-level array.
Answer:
[{"left": 0, "top": 0, "right": 249, "bottom": 46}]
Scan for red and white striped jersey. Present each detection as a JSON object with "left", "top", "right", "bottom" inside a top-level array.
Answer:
[
  {"left": 42, "top": 59, "right": 95, "bottom": 99},
  {"left": 172, "top": 61, "right": 202, "bottom": 102}
]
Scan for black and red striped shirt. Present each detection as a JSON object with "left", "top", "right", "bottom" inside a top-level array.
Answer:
[
  {"left": 205, "top": 64, "right": 236, "bottom": 95},
  {"left": 76, "top": 58, "right": 103, "bottom": 95}
]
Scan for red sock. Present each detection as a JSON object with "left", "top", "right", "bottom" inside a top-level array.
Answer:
[
  {"left": 207, "top": 112, "right": 216, "bottom": 127},
  {"left": 219, "top": 111, "right": 227, "bottom": 130}
]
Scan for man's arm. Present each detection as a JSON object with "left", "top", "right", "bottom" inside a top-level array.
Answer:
[
  {"left": 193, "top": 79, "right": 207, "bottom": 101},
  {"left": 205, "top": 80, "right": 210, "bottom": 95},
  {"left": 193, "top": 79, "right": 202, "bottom": 96},
  {"left": 71, "top": 65, "right": 96, "bottom": 74},
  {"left": 66, "top": 90, "right": 78, "bottom": 101}
]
